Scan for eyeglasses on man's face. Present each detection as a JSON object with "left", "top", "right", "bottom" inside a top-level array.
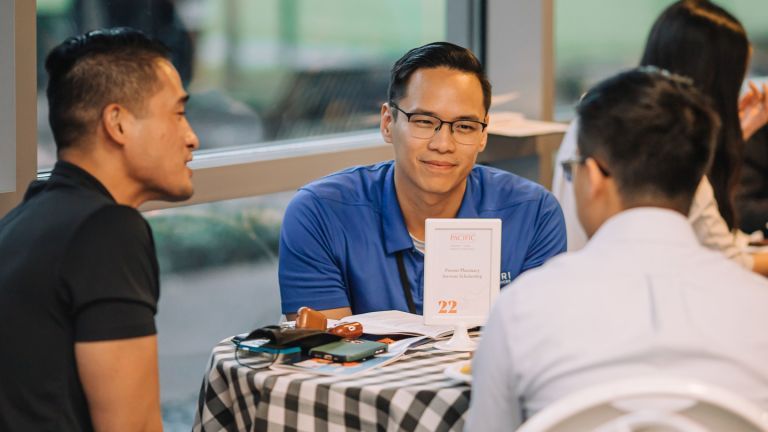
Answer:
[
  {"left": 560, "top": 155, "right": 611, "bottom": 182},
  {"left": 390, "top": 103, "right": 488, "bottom": 146}
]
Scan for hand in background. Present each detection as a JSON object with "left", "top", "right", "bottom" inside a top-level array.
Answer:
[{"left": 740, "top": 81, "right": 768, "bottom": 141}]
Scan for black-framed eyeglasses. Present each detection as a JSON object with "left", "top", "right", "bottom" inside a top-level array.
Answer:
[
  {"left": 560, "top": 156, "right": 611, "bottom": 182},
  {"left": 232, "top": 337, "right": 280, "bottom": 370},
  {"left": 390, "top": 103, "right": 488, "bottom": 146},
  {"left": 234, "top": 346, "right": 279, "bottom": 370}
]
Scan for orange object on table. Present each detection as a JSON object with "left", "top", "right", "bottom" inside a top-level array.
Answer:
[
  {"left": 295, "top": 306, "right": 328, "bottom": 330},
  {"left": 328, "top": 322, "right": 363, "bottom": 339}
]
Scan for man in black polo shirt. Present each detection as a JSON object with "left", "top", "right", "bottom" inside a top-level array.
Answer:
[{"left": 0, "top": 28, "right": 198, "bottom": 431}]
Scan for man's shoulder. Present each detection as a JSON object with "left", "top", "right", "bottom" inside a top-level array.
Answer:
[
  {"left": 20, "top": 176, "right": 116, "bottom": 219},
  {"left": 62, "top": 205, "right": 157, "bottom": 291},
  {"left": 693, "top": 245, "right": 768, "bottom": 290},
  {"left": 505, "top": 240, "right": 768, "bottom": 298},
  {"left": 504, "top": 250, "right": 576, "bottom": 286},
  {"left": 497, "top": 246, "right": 606, "bottom": 303},
  {"left": 77, "top": 205, "right": 150, "bottom": 238},
  {"left": 470, "top": 165, "right": 557, "bottom": 210},
  {"left": 0, "top": 180, "right": 125, "bottom": 247},
  {"left": 297, "top": 161, "right": 392, "bottom": 207},
  {"left": 53, "top": 205, "right": 153, "bottom": 268}
]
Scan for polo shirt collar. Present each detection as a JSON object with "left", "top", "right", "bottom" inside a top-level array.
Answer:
[
  {"left": 49, "top": 160, "right": 116, "bottom": 202},
  {"left": 456, "top": 172, "right": 479, "bottom": 218},
  {"left": 381, "top": 163, "right": 478, "bottom": 254},
  {"left": 382, "top": 165, "right": 412, "bottom": 254}
]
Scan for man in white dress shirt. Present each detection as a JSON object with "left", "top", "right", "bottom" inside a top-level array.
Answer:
[{"left": 467, "top": 67, "right": 768, "bottom": 431}]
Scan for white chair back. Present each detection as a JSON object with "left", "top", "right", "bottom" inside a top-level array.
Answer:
[{"left": 516, "top": 377, "right": 768, "bottom": 432}]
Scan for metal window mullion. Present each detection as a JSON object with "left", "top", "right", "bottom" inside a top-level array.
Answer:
[{"left": 0, "top": 0, "right": 37, "bottom": 218}]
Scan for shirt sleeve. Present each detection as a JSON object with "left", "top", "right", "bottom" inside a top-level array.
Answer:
[
  {"left": 552, "top": 119, "right": 589, "bottom": 251},
  {"left": 278, "top": 190, "right": 350, "bottom": 314},
  {"left": 60, "top": 205, "right": 159, "bottom": 342},
  {"left": 688, "top": 176, "right": 754, "bottom": 270},
  {"left": 521, "top": 192, "right": 567, "bottom": 272},
  {"left": 466, "top": 299, "right": 522, "bottom": 431}
]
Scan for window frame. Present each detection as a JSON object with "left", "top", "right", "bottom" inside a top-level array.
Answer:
[{"left": 0, "top": 0, "right": 37, "bottom": 216}]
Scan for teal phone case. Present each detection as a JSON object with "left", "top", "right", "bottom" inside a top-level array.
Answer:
[{"left": 309, "top": 339, "right": 388, "bottom": 362}]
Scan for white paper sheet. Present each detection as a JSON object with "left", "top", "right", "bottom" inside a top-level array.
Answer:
[
  {"left": 488, "top": 111, "right": 569, "bottom": 137},
  {"left": 329, "top": 310, "right": 454, "bottom": 339}
]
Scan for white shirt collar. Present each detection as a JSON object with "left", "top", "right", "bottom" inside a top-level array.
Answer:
[{"left": 587, "top": 207, "right": 699, "bottom": 249}]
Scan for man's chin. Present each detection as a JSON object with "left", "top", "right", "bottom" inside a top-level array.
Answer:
[
  {"left": 167, "top": 188, "right": 194, "bottom": 202},
  {"left": 154, "top": 185, "right": 194, "bottom": 203},
  {"left": 416, "top": 179, "right": 463, "bottom": 196},
  {"left": 416, "top": 186, "right": 460, "bottom": 198}
]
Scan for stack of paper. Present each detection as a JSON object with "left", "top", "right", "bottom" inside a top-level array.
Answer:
[{"left": 329, "top": 310, "right": 454, "bottom": 339}]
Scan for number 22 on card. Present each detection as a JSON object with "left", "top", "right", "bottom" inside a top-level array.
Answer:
[{"left": 437, "top": 299, "right": 458, "bottom": 314}]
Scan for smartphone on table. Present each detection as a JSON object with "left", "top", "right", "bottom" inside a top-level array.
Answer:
[{"left": 309, "top": 339, "right": 388, "bottom": 362}]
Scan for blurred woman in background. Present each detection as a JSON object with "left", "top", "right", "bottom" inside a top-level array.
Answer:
[{"left": 553, "top": 0, "right": 768, "bottom": 274}]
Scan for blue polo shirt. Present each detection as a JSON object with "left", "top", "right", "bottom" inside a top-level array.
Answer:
[{"left": 279, "top": 161, "right": 566, "bottom": 315}]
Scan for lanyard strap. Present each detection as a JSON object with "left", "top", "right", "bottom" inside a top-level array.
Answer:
[{"left": 396, "top": 251, "right": 417, "bottom": 314}]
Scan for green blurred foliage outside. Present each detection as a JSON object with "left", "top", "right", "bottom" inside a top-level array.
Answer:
[{"left": 147, "top": 210, "right": 281, "bottom": 274}]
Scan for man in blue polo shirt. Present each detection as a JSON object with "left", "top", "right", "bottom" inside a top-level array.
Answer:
[{"left": 279, "top": 42, "right": 566, "bottom": 319}]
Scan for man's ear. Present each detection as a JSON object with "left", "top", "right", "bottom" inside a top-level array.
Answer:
[
  {"left": 102, "top": 103, "right": 131, "bottom": 146},
  {"left": 584, "top": 158, "right": 609, "bottom": 200},
  {"left": 380, "top": 102, "right": 393, "bottom": 143},
  {"left": 478, "top": 113, "right": 490, "bottom": 152}
]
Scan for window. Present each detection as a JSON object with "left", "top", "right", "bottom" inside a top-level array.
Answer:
[
  {"left": 145, "top": 192, "right": 292, "bottom": 430},
  {"left": 0, "top": 0, "right": 15, "bottom": 193},
  {"left": 555, "top": 0, "right": 768, "bottom": 120},
  {"left": 36, "top": 0, "right": 447, "bottom": 170}
]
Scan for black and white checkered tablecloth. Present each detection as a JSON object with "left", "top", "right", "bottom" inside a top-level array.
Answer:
[{"left": 193, "top": 337, "right": 472, "bottom": 431}]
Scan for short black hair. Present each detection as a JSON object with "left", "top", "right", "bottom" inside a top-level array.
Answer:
[
  {"left": 388, "top": 42, "right": 491, "bottom": 114},
  {"left": 577, "top": 67, "right": 720, "bottom": 212},
  {"left": 45, "top": 27, "right": 171, "bottom": 152}
]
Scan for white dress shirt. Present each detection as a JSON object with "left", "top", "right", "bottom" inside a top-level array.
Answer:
[
  {"left": 552, "top": 120, "right": 754, "bottom": 270},
  {"left": 466, "top": 208, "right": 768, "bottom": 432}
]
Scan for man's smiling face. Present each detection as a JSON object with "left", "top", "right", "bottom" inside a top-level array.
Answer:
[{"left": 382, "top": 67, "right": 488, "bottom": 200}]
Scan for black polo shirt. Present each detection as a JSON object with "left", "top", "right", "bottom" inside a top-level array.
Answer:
[{"left": 0, "top": 161, "right": 160, "bottom": 431}]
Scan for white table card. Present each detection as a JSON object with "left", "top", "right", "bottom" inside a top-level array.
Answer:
[{"left": 423, "top": 218, "right": 501, "bottom": 327}]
